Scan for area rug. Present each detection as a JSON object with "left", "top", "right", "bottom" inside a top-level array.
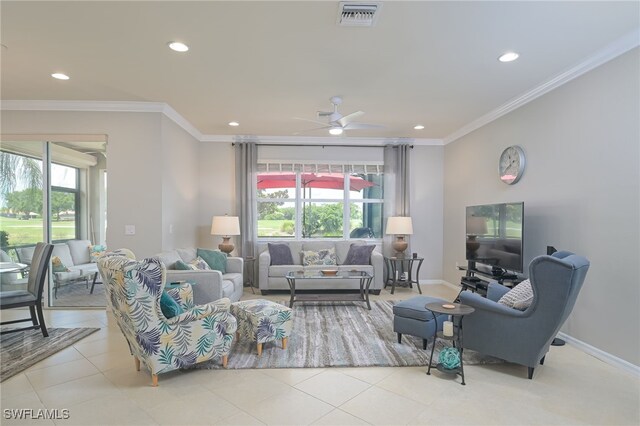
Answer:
[
  {"left": 195, "top": 300, "right": 502, "bottom": 370},
  {"left": 0, "top": 327, "right": 99, "bottom": 382}
]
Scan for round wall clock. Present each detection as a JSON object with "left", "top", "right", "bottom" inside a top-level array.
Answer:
[{"left": 499, "top": 145, "right": 526, "bottom": 185}]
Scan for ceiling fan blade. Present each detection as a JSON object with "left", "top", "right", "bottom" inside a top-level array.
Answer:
[
  {"left": 293, "top": 125, "right": 330, "bottom": 135},
  {"left": 338, "top": 111, "right": 364, "bottom": 127},
  {"left": 343, "top": 122, "right": 385, "bottom": 130},
  {"left": 293, "top": 116, "right": 329, "bottom": 126}
]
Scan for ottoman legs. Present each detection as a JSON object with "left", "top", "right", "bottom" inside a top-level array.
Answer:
[{"left": 256, "top": 338, "right": 288, "bottom": 356}]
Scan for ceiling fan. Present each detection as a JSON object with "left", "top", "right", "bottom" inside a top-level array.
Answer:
[{"left": 294, "top": 96, "right": 383, "bottom": 135}]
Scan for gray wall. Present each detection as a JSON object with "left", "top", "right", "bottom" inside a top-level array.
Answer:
[{"left": 443, "top": 48, "right": 640, "bottom": 365}]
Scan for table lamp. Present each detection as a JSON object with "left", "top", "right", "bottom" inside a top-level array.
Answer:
[
  {"left": 386, "top": 216, "right": 413, "bottom": 255},
  {"left": 211, "top": 215, "right": 240, "bottom": 255}
]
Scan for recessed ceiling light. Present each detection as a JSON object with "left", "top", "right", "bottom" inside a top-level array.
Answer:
[
  {"left": 414, "top": 125, "right": 425, "bottom": 130},
  {"left": 329, "top": 127, "right": 343, "bottom": 136},
  {"left": 228, "top": 121, "right": 239, "bottom": 127},
  {"left": 51, "top": 73, "right": 70, "bottom": 80},
  {"left": 168, "top": 42, "right": 189, "bottom": 52},
  {"left": 498, "top": 52, "right": 519, "bottom": 63}
]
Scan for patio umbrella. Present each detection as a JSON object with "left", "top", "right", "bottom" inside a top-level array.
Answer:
[{"left": 257, "top": 173, "right": 375, "bottom": 191}]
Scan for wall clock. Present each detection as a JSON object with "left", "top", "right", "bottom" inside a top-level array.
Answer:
[{"left": 499, "top": 145, "right": 526, "bottom": 185}]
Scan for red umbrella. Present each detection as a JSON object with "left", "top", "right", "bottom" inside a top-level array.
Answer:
[{"left": 257, "top": 173, "right": 375, "bottom": 191}]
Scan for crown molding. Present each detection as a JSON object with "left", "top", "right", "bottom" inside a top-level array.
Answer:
[
  {"left": 202, "top": 134, "right": 443, "bottom": 146},
  {"left": 443, "top": 28, "right": 640, "bottom": 145},
  {"left": 1, "top": 100, "right": 441, "bottom": 145}
]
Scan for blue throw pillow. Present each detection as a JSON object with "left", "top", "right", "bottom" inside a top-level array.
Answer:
[
  {"left": 160, "top": 292, "right": 183, "bottom": 319},
  {"left": 196, "top": 248, "right": 227, "bottom": 273},
  {"left": 175, "top": 260, "right": 193, "bottom": 270}
]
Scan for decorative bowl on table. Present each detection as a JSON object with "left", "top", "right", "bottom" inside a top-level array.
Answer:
[{"left": 320, "top": 270, "right": 338, "bottom": 276}]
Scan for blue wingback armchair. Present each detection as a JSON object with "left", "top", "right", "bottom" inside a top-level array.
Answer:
[{"left": 459, "top": 251, "right": 590, "bottom": 379}]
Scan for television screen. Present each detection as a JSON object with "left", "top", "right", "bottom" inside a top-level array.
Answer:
[{"left": 466, "top": 202, "right": 524, "bottom": 273}]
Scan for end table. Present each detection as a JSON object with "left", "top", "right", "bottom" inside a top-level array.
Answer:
[
  {"left": 244, "top": 256, "right": 256, "bottom": 294},
  {"left": 425, "top": 302, "right": 475, "bottom": 385},
  {"left": 384, "top": 256, "right": 424, "bottom": 294}
]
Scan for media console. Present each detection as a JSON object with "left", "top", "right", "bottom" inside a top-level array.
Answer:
[{"left": 457, "top": 261, "right": 522, "bottom": 297}]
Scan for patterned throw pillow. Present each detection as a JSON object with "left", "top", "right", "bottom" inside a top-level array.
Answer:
[
  {"left": 196, "top": 248, "right": 227, "bottom": 273},
  {"left": 498, "top": 279, "right": 534, "bottom": 311},
  {"left": 188, "top": 256, "right": 211, "bottom": 271},
  {"left": 301, "top": 247, "right": 337, "bottom": 266},
  {"left": 89, "top": 244, "right": 107, "bottom": 262},
  {"left": 51, "top": 256, "right": 70, "bottom": 273}
]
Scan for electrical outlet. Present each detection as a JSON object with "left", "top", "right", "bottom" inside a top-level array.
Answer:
[
  {"left": 125, "top": 225, "right": 136, "bottom": 235},
  {"left": 169, "top": 224, "right": 174, "bottom": 234}
]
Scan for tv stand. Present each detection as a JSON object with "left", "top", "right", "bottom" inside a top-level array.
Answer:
[{"left": 457, "top": 261, "right": 522, "bottom": 297}]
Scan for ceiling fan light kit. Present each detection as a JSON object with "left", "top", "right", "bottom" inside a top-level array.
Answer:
[{"left": 293, "top": 95, "right": 384, "bottom": 136}]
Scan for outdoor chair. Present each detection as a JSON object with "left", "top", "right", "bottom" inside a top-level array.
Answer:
[{"left": 0, "top": 242, "right": 54, "bottom": 337}]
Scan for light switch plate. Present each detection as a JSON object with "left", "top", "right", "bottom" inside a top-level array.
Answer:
[{"left": 125, "top": 225, "right": 136, "bottom": 235}]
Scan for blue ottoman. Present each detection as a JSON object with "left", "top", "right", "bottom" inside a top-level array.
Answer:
[{"left": 393, "top": 296, "right": 448, "bottom": 349}]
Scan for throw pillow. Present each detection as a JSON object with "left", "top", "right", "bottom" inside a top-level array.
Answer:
[
  {"left": 189, "top": 256, "right": 211, "bottom": 271},
  {"left": 160, "top": 291, "right": 184, "bottom": 319},
  {"left": 88, "top": 244, "right": 107, "bottom": 262},
  {"left": 196, "top": 248, "right": 227, "bottom": 273},
  {"left": 302, "top": 247, "right": 337, "bottom": 266},
  {"left": 175, "top": 260, "right": 193, "bottom": 270},
  {"left": 51, "top": 256, "right": 70, "bottom": 273},
  {"left": 498, "top": 279, "right": 534, "bottom": 311},
  {"left": 343, "top": 244, "right": 376, "bottom": 265},
  {"left": 268, "top": 243, "right": 294, "bottom": 266}
]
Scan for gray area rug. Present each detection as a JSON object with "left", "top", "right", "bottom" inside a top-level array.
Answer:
[
  {"left": 194, "top": 300, "right": 502, "bottom": 370},
  {"left": 0, "top": 327, "right": 99, "bottom": 382}
]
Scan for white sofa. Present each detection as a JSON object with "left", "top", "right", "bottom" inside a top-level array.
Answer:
[
  {"left": 154, "top": 248, "right": 243, "bottom": 304},
  {"left": 258, "top": 240, "right": 383, "bottom": 294},
  {"left": 16, "top": 239, "right": 99, "bottom": 297}
]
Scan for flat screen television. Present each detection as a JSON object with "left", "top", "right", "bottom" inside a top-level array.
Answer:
[{"left": 466, "top": 202, "right": 524, "bottom": 273}]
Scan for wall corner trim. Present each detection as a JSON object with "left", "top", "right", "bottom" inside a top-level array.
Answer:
[{"left": 443, "top": 28, "right": 640, "bottom": 145}]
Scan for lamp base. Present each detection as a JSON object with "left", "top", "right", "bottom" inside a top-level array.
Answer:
[
  {"left": 218, "top": 237, "right": 234, "bottom": 255},
  {"left": 392, "top": 236, "right": 408, "bottom": 255}
]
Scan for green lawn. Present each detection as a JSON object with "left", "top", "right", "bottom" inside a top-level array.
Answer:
[{"left": 0, "top": 217, "right": 76, "bottom": 246}]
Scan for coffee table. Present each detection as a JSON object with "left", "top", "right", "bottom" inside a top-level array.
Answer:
[{"left": 284, "top": 270, "right": 374, "bottom": 310}]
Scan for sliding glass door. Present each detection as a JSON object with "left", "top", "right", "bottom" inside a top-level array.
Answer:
[{"left": 0, "top": 139, "right": 107, "bottom": 307}]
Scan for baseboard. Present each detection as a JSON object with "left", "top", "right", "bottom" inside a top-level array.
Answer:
[
  {"left": 418, "top": 279, "right": 448, "bottom": 286},
  {"left": 438, "top": 280, "right": 461, "bottom": 291},
  {"left": 557, "top": 332, "right": 640, "bottom": 377}
]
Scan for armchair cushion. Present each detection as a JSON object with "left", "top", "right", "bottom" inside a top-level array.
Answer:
[
  {"left": 160, "top": 291, "right": 183, "bottom": 319},
  {"left": 498, "top": 279, "right": 534, "bottom": 311},
  {"left": 197, "top": 248, "right": 227, "bottom": 273}
]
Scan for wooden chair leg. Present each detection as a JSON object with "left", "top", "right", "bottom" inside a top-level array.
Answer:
[
  {"left": 282, "top": 337, "right": 288, "bottom": 350},
  {"left": 134, "top": 357, "right": 140, "bottom": 371},
  {"left": 151, "top": 374, "right": 158, "bottom": 387},
  {"left": 257, "top": 343, "right": 263, "bottom": 356},
  {"left": 236, "top": 331, "right": 240, "bottom": 341},
  {"left": 222, "top": 355, "right": 228, "bottom": 368}
]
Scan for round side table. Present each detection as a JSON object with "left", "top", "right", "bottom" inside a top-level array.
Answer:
[{"left": 425, "top": 302, "right": 475, "bottom": 385}]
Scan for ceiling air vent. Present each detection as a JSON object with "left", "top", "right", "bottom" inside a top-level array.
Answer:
[{"left": 337, "top": 2, "right": 382, "bottom": 27}]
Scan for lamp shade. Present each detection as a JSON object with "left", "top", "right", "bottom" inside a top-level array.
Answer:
[
  {"left": 211, "top": 216, "right": 240, "bottom": 236},
  {"left": 386, "top": 216, "right": 413, "bottom": 235},
  {"left": 467, "top": 216, "right": 488, "bottom": 236}
]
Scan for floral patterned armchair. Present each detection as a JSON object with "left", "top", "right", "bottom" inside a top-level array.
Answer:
[{"left": 97, "top": 249, "right": 237, "bottom": 386}]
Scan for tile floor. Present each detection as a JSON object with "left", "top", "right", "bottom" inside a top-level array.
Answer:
[{"left": 1, "top": 285, "right": 639, "bottom": 425}]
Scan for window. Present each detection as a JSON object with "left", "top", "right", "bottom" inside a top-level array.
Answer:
[{"left": 257, "top": 169, "right": 383, "bottom": 239}]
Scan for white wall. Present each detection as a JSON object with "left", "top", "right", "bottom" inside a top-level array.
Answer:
[
  {"left": 160, "top": 115, "right": 200, "bottom": 250},
  {"left": 411, "top": 145, "right": 444, "bottom": 280},
  {"left": 197, "top": 142, "right": 236, "bottom": 250},
  {"left": 1, "top": 110, "right": 164, "bottom": 258},
  {"left": 443, "top": 49, "right": 640, "bottom": 365}
]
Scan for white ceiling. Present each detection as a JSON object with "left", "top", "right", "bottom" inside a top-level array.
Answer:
[{"left": 1, "top": 1, "right": 638, "bottom": 140}]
